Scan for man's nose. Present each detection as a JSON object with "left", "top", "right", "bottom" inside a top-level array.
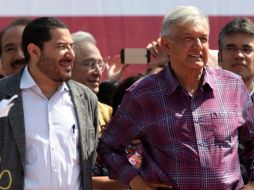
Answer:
[
  {"left": 192, "top": 38, "right": 202, "bottom": 48},
  {"left": 16, "top": 47, "right": 24, "bottom": 59},
  {"left": 93, "top": 64, "right": 103, "bottom": 76},
  {"left": 65, "top": 47, "right": 75, "bottom": 59}
]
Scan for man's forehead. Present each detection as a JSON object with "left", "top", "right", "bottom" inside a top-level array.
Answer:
[
  {"left": 49, "top": 28, "right": 72, "bottom": 39},
  {"left": 172, "top": 21, "right": 209, "bottom": 35},
  {"left": 2, "top": 29, "right": 23, "bottom": 52},
  {"left": 77, "top": 43, "right": 100, "bottom": 54},
  {"left": 2, "top": 26, "right": 24, "bottom": 42},
  {"left": 223, "top": 34, "right": 254, "bottom": 44}
]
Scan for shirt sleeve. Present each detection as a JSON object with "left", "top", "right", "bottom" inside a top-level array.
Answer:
[{"left": 97, "top": 90, "right": 143, "bottom": 185}]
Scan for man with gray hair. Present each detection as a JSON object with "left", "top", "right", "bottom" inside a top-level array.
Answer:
[
  {"left": 98, "top": 6, "right": 254, "bottom": 190},
  {"left": 71, "top": 31, "right": 114, "bottom": 135},
  {"left": 71, "top": 31, "right": 102, "bottom": 94},
  {"left": 72, "top": 31, "right": 97, "bottom": 44},
  {"left": 71, "top": 31, "right": 128, "bottom": 190}
]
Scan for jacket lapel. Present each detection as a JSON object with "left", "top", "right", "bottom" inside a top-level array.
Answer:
[
  {"left": 67, "top": 81, "right": 88, "bottom": 154},
  {"left": 5, "top": 71, "right": 26, "bottom": 167}
]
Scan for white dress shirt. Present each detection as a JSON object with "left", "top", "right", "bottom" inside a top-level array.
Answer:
[{"left": 21, "top": 67, "right": 81, "bottom": 190}]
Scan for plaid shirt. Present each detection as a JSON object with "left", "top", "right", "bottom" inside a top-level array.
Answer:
[{"left": 98, "top": 66, "right": 254, "bottom": 190}]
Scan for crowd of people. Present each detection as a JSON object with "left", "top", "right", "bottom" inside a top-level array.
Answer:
[{"left": 0, "top": 5, "right": 254, "bottom": 190}]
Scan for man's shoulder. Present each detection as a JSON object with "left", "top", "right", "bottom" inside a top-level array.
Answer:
[
  {"left": 128, "top": 72, "right": 164, "bottom": 93},
  {"left": 0, "top": 74, "right": 18, "bottom": 84},
  {"left": 0, "top": 74, "right": 20, "bottom": 96},
  {"left": 206, "top": 66, "right": 242, "bottom": 82},
  {"left": 67, "top": 80, "right": 97, "bottom": 100}
]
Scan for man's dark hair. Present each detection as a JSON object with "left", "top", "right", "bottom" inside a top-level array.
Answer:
[
  {"left": 0, "top": 17, "right": 31, "bottom": 56},
  {"left": 22, "top": 17, "right": 69, "bottom": 62},
  {"left": 218, "top": 18, "right": 254, "bottom": 51}
]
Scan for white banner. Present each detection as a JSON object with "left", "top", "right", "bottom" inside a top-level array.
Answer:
[{"left": 0, "top": 0, "right": 253, "bottom": 16}]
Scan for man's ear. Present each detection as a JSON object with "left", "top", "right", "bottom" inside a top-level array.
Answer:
[
  {"left": 218, "top": 51, "right": 223, "bottom": 63},
  {"left": 160, "top": 36, "right": 170, "bottom": 52},
  {"left": 27, "top": 43, "right": 41, "bottom": 63}
]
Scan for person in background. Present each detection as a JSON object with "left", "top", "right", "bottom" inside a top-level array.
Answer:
[
  {"left": 104, "top": 54, "right": 129, "bottom": 82},
  {"left": 0, "top": 59, "right": 4, "bottom": 78},
  {"left": 71, "top": 31, "right": 128, "bottom": 190},
  {"left": 146, "top": 37, "right": 169, "bottom": 70},
  {"left": 98, "top": 6, "right": 254, "bottom": 190},
  {"left": 0, "top": 17, "right": 98, "bottom": 190},
  {"left": 0, "top": 18, "right": 30, "bottom": 76},
  {"left": 218, "top": 17, "right": 254, "bottom": 189},
  {"left": 218, "top": 18, "right": 254, "bottom": 99},
  {"left": 71, "top": 31, "right": 113, "bottom": 134},
  {"left": 97, "top": 80, "right": 117, "bottom": 106}
]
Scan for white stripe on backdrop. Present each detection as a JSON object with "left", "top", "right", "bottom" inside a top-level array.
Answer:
[{"left": 0, "top": 0, "right": 253, "bottom": 16}]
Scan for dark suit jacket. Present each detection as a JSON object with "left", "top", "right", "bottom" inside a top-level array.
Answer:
[{"left": 0, "top": 70, "right": 98, "bottom": 190}]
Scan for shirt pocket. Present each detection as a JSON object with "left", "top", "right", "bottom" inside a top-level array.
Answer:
[{"left": 210, "top": 112, "right": 242, "bottom": 147}]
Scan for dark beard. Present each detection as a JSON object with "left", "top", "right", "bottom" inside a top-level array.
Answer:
[{"left": 38, "top": 53, "right": 71, "bottom": 82}]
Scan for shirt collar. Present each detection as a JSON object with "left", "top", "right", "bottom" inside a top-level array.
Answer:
[
  {"left": 20, "top": 66, "right": 69, "bottom": 92},
  {"left": 164, "top": 65, "right": 214, "bottom": 95},
  {"left": 201, "top": 66, "right": 216, "bottom": 90},
  {"left": 20, "top": 66, "right": 36, "bottom": 89},
  {"left": 164, "top": 65, "right": 180, "bottom": 95}
]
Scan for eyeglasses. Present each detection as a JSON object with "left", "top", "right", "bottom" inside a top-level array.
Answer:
[
  {"left": 222, "top": 45, "right": 254, "bottom": 55},
  {"left": 75, "top": 59, "right": 105, "bottom": 72}
]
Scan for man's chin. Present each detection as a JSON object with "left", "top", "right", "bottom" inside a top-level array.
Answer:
[
  {"left": 61, "top": 73, "right": 72, "bottom": 82},
  {"left": 91, "top": 87, "right": 99, "bottom": 94},
  {"left": 85, "top": 84, "right": 98, "bottom": 94},
  {"left": 87, "top": 82, "right": 98, "bottom": 90}
]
